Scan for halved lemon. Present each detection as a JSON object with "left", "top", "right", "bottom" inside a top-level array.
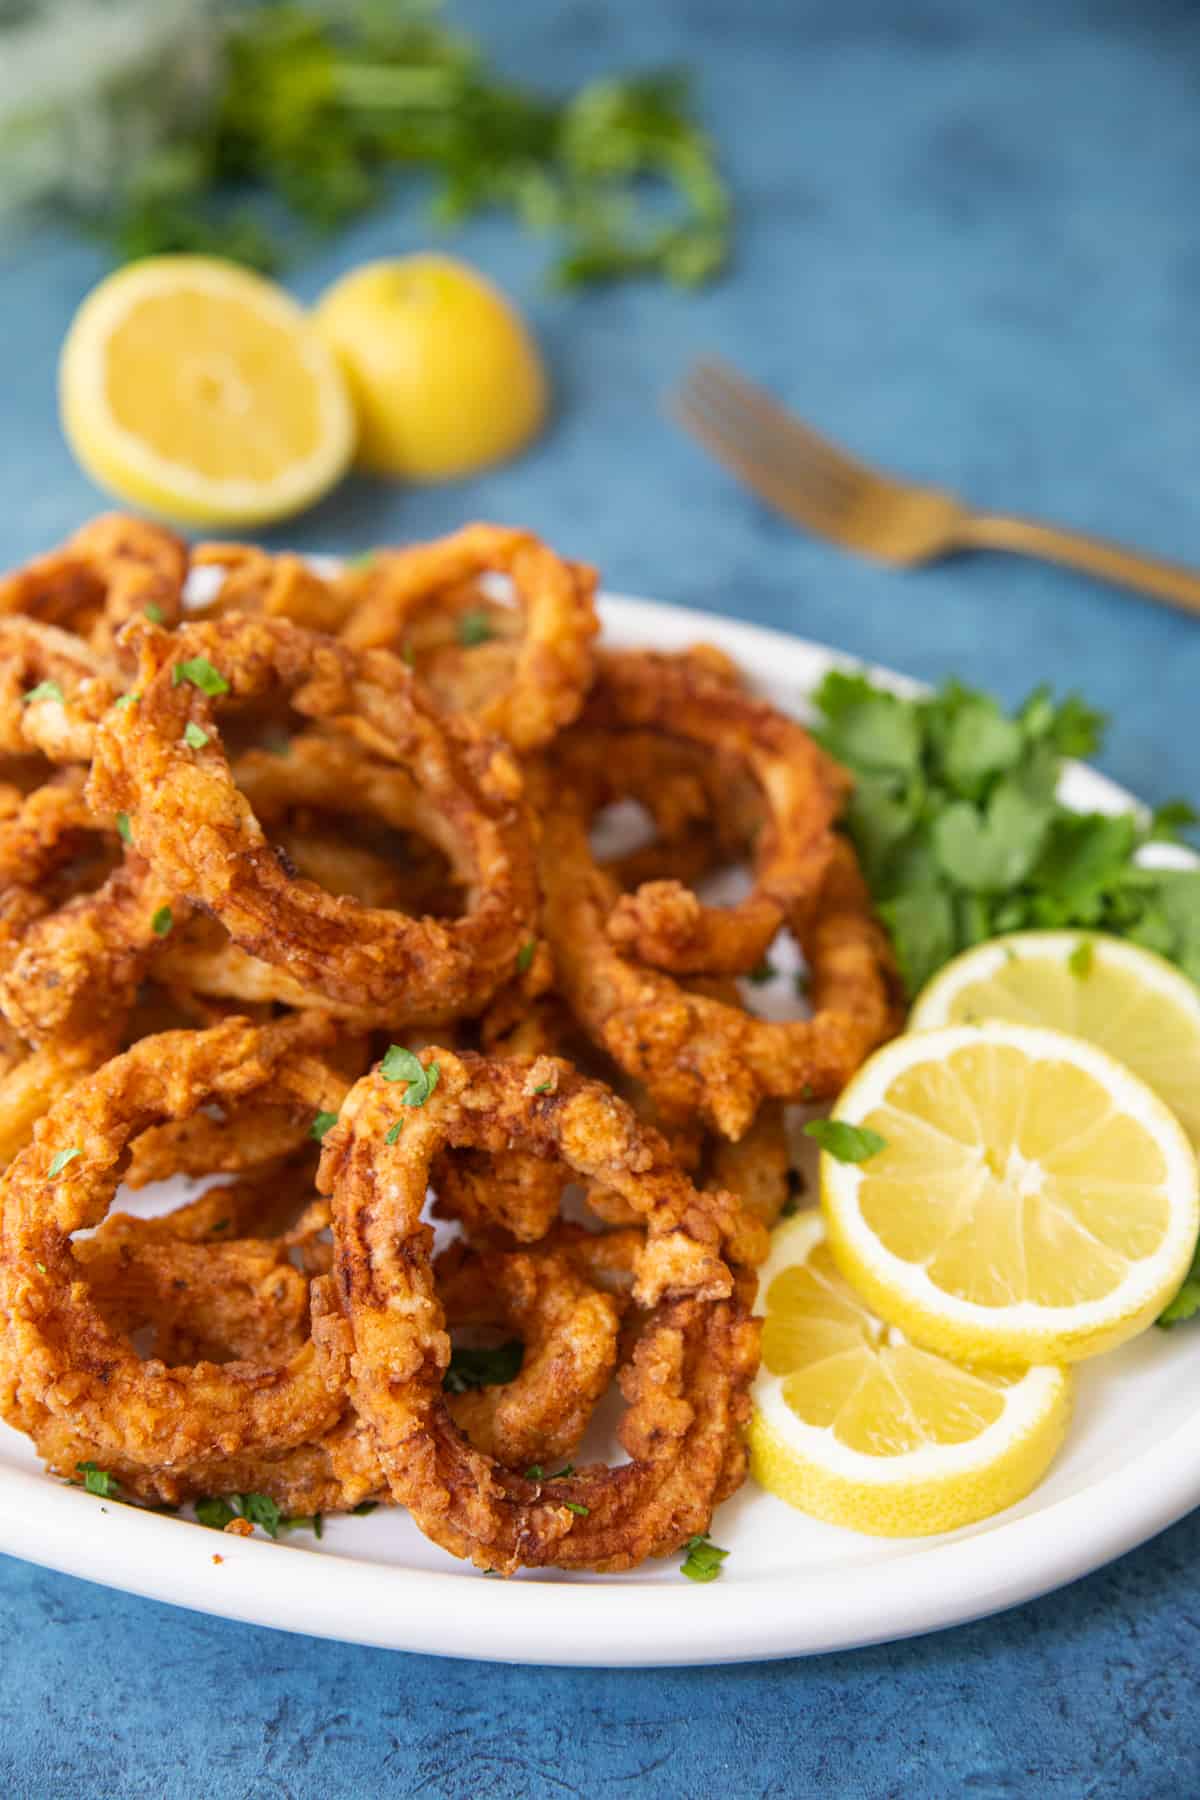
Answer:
[
  {"left": 749, "top": 1211, "right": 1071, "bottom": 1536},
  {"left": 60, "top": 257, "right": 356, "bottom": 527},
  {"left": 313, "top": 254, "right": 547, "bottom": 481},
  {"left": 821, "top": 1021, "right": 1200, "bottom": 1366},
  {"left": 910, "top": 931, "right": 1200, "bottom": 1150}
]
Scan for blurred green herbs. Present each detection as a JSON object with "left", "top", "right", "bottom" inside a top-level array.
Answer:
[{"left": 23, "top": 0, "right": 731, "bottom": 288}]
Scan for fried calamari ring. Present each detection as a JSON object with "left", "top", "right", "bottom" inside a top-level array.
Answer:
[
  {"left": 87, "top": 617, "right": 538, "bottom": 1019},
  {"left": 703, "top": 1100, "right": 792, "bottom": 1232},
  {"left": 191, "top": 543, "right": 355, "bottom": 635},
  {"left": 0, "top": 1017, "right": 350, "bottom": 1475},
  {"left": 590, "top": 651, "right": 848, "bottom": 976},
  {"left": 152, "top": 735, "right": 486, "bottom": 1020},
  {"left": 0, "top": 619, "right": 118, "bottom": 763},
  {"left": 123, "top": 1039, "right": 365, "bottom": 1189},
  {"left": 0, "top": 1028, "right": 118, "bottom": 1168},
  {"left": 19, "top": 1172, "right": 385, "bottom": 1514},
  {"left": 0, "top": 516, "right": 186, "bottom": 657},
  {"left": 436, "top": 1239, "right": 622, "bottom": 1468},
  {"left": 533, "top": 750, "right": 900, "bottom": 1138},
  {"left": 339, "top": 523, "right": 599, "bottom": 751},
  {"left": 315, "top": 1050, "right": 761, "bottom": 1573}
]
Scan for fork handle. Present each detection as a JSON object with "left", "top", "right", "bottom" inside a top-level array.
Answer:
[{"left": 958, "top": 513, "right": 1200, "bottom": 619}]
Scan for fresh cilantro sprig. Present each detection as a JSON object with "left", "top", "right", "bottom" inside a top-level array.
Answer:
[{"left": 813, "top": 670, "right": 1200, "bottom": 997}]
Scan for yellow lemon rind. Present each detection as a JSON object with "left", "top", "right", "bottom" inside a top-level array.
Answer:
[{"left": 749, "top": 1214, "right": 1073, "bottom": 1538}]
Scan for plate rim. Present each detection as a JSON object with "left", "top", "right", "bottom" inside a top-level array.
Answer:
[{"left": 2, "top": 588, "right": 1196, "bottom": 1667}]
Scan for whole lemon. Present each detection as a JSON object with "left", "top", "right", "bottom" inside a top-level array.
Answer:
[{"left": 312, "top": 254, "right": 548, "bottom": 482}]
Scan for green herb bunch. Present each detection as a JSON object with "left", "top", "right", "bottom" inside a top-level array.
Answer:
[
  {"left": 813, "top": 669, "right": 1200, "bottom": 998},
  {"left": 74, "top": 0, "right": 731, "bottom": 288}
]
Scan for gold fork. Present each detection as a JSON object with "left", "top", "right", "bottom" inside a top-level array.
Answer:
[{"left": 672, "top": 357, "right": 1200, "bottom": 619}]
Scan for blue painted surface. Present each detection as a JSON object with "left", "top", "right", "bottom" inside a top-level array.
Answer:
[{"left": 2, "top": 0, "right": 1200, "bottom": 1792}]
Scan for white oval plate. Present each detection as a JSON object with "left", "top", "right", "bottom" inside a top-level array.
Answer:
[{"left": 2, "top": 594, "right": 1197, "bottom": 1667}]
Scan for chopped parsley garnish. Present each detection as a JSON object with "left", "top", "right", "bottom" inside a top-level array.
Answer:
[
  {"left": 347, "top": 552, "right": 376, "bottom": 572},
  {"left": 524, "top": 1465, "right": 544, "bottom": 1482},
  {"left": 195, "top": 1496, "right": 236, "bottom": 1530},
  {"left": 803, "top": 1121, "right": 887, "bottom": 1164},
  {"left": 563, "top": 1500, "right": 589, "bottom": 1516},
  {"left": 747, "top": 958, "right": 775, "bottom": 986},
  {"left": 195, "top": 1491, "right": 292, "bottom": 1538},
  {"left": 400, "top": 642, "right": 416, "bottom": 668},
  {"left": 680, "top": 1533, "right": 728, "bottom": 1583},
  {"left": 380, "top": 1045, "right": 440, "bottom": 1107},
  {"left": 813, "top": 668, "right": 1200, "bottom": 997},
  {"left": 384, "top": 1118, "right": 405, "bottom": 1145},
  {"left": 22, "top": 680, "right": 63, "bottom": 706},
  {"left": 443, "top": 1340, "right": 523, "bottom": 1394},
  {"left": 115, "top": 812, "right": 132, "bottom": 845},
  {"left": 310, "top": 1109, "right": 339, "bottom": 1143},
  {"left": 151, "top": 905, "right": 173, "bottom": 937},
  {"left": 532, "top": 1080, "right": 553, "bottom": 1095},
  {"left": 280, "top": 1512, "right": 323, "bottom": 1539},
  {"left": 172, "top": 656, "right": 229, "bottom": 697},
  {"left": 183, "top": 721, "right": 210, "bottom": 750},
  {"left": 1068, "top": 940, "right": 1094, "bottom": 979},
  {"left": 114, "top": 692, "right": 140, "bottom": 711},
  {"left": 517, "top": 940, "right": 536, "bottom": 975},
  {"left": 143, "top": 603, "right": 166, "bottom": 624},
  {"left": 47, "top": 1147, "right": 81, "bottom": 1178},
  {"left": 458, "top": 609, "right": 494, "bottom": 648},
  {"left": 35, "top": 1261, "right": 46, "bottom": 1274},
  {"left": 76, "top": 1462, "right": 120, "bottom": 1499},
  {"left": 352, "top": 1500, "right": 378, "bottom": 1516}
]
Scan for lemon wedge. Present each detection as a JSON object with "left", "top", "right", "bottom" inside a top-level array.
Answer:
[
  {"left": 910, "top": 930, "right": 1200, "bottom": 1151},
  {"left": 313, "top": 254, "right": 547, "bottom": 481},
  {"left": 820, "top": 1021, "right": 1200, "bottom": 1367},
  {"left": 749, "top": 1211, "right": 1071, "bottom": 1536},
  {"left": 59, "top": 257, "right": 355, "bottom": 527}
]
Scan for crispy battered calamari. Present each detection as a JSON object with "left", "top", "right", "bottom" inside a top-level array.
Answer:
[
  {"left": 0, "top": 1017, "right": 351, "bottom": 1476},
  {"left": 533, "top": 745, "right": 900, "bottom": 1138},
  {"left": 0, "top": 514, "right": 913, "bottom": 1576},
  {"left": 316, "top": 1050, "right": 760, "bottom": 1572},
  {"left": 339, "top": 523, "right": 599, "bottom": 751},
  {"left": 0, "top": 516, "right": 186, "bottom": 658},
  {"left": 591, "top": 650, "right": 848, "bottom": 976},
  {"left": 88, "top": 617, "right": 538, "bottom": 1021},
  {"left": 191, "top": 543, "right": 355, "bottom": 635}
]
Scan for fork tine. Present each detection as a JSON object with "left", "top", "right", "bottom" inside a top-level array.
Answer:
[
  {"left": 676, "top": 375, "right": 854, "bottom": 513},
  {"left": 683, "top": 357, "right": 885, "bottom": 499},
  {"left": 670, "top": 387, "right": 858, "bottom": 538}
]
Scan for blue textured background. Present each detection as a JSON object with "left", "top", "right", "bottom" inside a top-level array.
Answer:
[{"left": 3, "top": 0, "right": 1200, "bottom": 1792}]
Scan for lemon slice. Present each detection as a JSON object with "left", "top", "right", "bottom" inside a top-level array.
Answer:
[
  {"left": 821, "top": 1021, "right": 1200, "bottom": 1366},
  {"left": 909, "top": 931, "right": 1200, "bottom": 1151},
  {"left": 59, "top": 257, "right": 356, "bottom": 527},
  {"left": 748, "top": 1212, "right": 1071, "bottom": 1536}
]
